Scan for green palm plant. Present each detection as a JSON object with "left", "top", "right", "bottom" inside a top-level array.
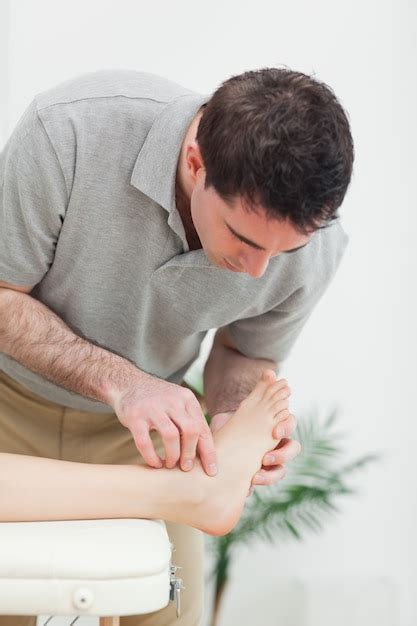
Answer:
[{"left": 184, "top": 371, "right": 381, "bottom": 626}]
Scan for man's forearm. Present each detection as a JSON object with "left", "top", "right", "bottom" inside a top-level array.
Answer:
[
  {"left": 203, "top": 341, "right": 278, "bottom": 416},
  {"left": 0, "top": 289, "right": 149, "bottom": 406}
]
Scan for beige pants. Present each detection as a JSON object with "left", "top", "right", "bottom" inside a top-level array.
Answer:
[{"left": 0, "top": 369, "right": 205, "bottom": 626}]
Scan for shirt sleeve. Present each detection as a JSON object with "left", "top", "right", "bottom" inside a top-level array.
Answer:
[
  {"left": 0, "top": 100, "right": 68, "bottom": 287},
  {"left": 224, "top": 229, "right": 349, "bottom": 363}
]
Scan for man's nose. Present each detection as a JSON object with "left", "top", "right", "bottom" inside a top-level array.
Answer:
[{"left": 242, "top": 251, "right": 270, "bottom": 278}]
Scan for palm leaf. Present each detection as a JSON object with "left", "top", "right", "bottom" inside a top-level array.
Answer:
[{"left": 205, "top": 409, "right": 381, "bottom": 565}]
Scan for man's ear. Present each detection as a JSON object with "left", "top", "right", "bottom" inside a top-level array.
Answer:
[{"left": 186, "top": 141, "right": 205, "bottom": 181}]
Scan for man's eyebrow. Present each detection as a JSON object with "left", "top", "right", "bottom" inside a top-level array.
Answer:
[
  {"left": 225, "top": 221, "right": 266, "bottom": 250},
  {"left": 224, "top": 220, "right": 310, "bottom": 253}
]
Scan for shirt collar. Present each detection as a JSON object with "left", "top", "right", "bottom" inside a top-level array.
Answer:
[{"left": 130, "top": 91, "right": 210, "bottom": 251}]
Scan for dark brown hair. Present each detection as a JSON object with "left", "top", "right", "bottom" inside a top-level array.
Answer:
[{"left": 196, "top": 67, "right": 354, "bottom": 234}]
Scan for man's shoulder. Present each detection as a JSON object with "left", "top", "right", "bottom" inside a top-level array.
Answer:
[
  {"left": 299, "top": 218, "right": 349, "bottom": 288},
  {"left": 33, "top": 69, "right": 195, "bottom": 114},
  {"left": 27, "top": 70, "right": 199, "bottom": 169},
  {"left": 282, "top": 218, "right": 348, "bottom": 270},
  {"left": 316, "top": 218, "right": 349, "bottom": 267},
  {"left": 267, "top": 218, "right": 349, "bottom": 299}
]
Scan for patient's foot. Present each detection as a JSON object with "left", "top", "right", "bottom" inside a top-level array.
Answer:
[{"left": 171, "top": 369, "right": 290, "bottom": 536}]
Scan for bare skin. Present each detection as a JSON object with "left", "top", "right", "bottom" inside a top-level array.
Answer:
[
  {"left": 0, "top": 369, "right": 290, "bottom": 537},
  {"left": 180, "top": 368, "right": 291, "bottom": 535}
]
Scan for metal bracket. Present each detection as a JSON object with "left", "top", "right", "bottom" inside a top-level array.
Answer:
[
  {"left": 169, "top": 563, "right": 186, "bottom": 618},
  {"left": 42, "top": 618, "right": 80, "bottom": 625}
]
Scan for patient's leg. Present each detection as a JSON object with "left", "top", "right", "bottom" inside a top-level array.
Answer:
[{"left": 0, "top": 369, "right": 288, "bottom": 536}]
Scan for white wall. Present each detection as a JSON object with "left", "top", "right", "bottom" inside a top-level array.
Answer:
[
  {"left": 2, "top": 1, "right": 416, "bottom": 625},
  {"left": 0, "top": 1, "right": 11, "bottom": 146}
]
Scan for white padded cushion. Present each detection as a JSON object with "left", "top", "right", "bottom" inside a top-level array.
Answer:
[{"left": 0, "top": 518, "right": 172, "bottom": 617}]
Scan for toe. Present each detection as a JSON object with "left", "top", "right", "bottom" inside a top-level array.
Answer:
[
  {"left": 260, "top": 370, "right": 280, "bottom": 402},
  {"left": 249, "top": 369, "right": 276, "bottom": 400},
  {"left": 262, "top": 369, "right": 277, "bottom": 383},
  {"left": 270, "top": 384, "right": 291, "bottom": 403},
  {"left": 264, "top": 378, "right": 289, "bottom": 402}
]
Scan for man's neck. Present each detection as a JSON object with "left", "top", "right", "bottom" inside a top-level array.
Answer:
[
  {"left": 175, "top": 178, "right": 202, "bottom": 251},
  {"left": 174, "top": 106, "right": 207, "bottom": 251}
]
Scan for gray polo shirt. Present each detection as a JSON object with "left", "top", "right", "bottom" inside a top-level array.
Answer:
[{"left": 0, "top": 69, "right": 348, "bottom": 412}]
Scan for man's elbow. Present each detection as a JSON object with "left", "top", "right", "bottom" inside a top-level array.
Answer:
[{"left": 213, "top": 327, "right": 279, "bottom": 369}]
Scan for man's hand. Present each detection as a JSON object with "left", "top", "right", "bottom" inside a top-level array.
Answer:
[
  {"left": 210, "top": 410, "right": 301, "bottom": 495},
  {"left": 109, "top": 375, "right": 218, "bottom": 476}
]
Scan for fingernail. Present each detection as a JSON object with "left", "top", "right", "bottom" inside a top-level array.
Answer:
[
  {"left": 265, "top": 454, "right": 275, "bottom": 464},
  {"left": 183, "top": 460, "right": 193, "bottom": 471},
  {"left": 208, "top": 463, "right": 218, "bottom": 476}
]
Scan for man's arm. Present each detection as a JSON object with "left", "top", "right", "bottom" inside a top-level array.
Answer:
[
  {"left": 0, "top": 285, "right": 147, "bottom": 406},
  {"left": 203, "top": 327, "right": 278, "bottom": 416}
]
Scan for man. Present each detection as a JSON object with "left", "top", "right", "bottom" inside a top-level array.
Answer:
[{"left": 0, "top": 67, "right": 353, "bottom": 625}]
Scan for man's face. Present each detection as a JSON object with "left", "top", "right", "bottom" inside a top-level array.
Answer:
[{"left": 190, "top": 168, "right": 313, "bottom": 278}]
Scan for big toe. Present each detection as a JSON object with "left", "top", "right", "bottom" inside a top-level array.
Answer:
[
  {"left": 262, "top": 369, "right": 277, "bottom": 382},
  {"left": 249, "top": 369, "right": 277, "bottom": 400}
]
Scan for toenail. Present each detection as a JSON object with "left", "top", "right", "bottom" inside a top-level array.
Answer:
[
  {"left": 183, "top": 460, "right": 193, "bottom": 470},
  {"left": 265, "top": 454, "right": 275, "bottom": 464}
]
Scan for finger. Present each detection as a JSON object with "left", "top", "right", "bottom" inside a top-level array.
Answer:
[
  {"left": 196, "top": 420, "right": 218, "bottom": 476},
  {"left": 132, "top": 422, "right": 164, "bottom": 468},
  {"left": 150, "top": 413, "right": 181, "bottom": 469},
  {"left": 273, "top": 413, "right": 297, "bottom": 439},
  {"left": 263, "top": 438, "right": 302, "bottom": 466},
  {"left": 169, "top": 415, "right": 200, "bottom": 471},
  {"left": 275, "top": 437, "right": 290, "bottom": 449},
  {"left": 169, "top": 388, "right": 203, "bottom": 470},
  {"left": 252, "top": 465, "right": 286, "bottom": 486},
  {"left": 184, "top": 395, "right": 218, "bottom": 476},
  {"left": 197, "top": 427, "right": 218, "bottom": 476},
  {"left": 169, "top": 388, "right": 205, "bottom": 469}
]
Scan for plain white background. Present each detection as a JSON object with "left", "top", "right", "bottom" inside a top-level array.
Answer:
[{"left": 1, "top": 1, "right": 416, "bottom": 625}]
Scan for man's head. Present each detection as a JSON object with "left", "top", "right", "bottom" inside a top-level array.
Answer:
[{"left": 176, "top": 67, "right": 354, "bottom": 278}]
